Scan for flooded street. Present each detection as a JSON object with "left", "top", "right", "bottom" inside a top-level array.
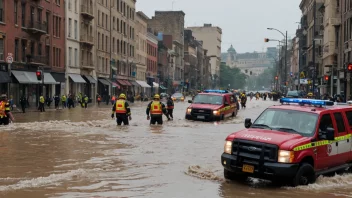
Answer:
[{"left": 1, "top": 99, "right": 352, "bottom": 198}]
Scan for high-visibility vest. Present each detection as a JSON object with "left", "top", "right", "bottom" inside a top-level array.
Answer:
[
  {"left": 0, "top": 101, "right": 6, "bottom": 118},
  {"left": 84, "top": 97, "right": 88, "bottom": 102},
  {"left": 61, "top": 96, "right": 66, "bottom": 102},
  {"left": 150, "top": 101, "right": 162, "bottom": 115},
  {"left": 40, "top": 96, "right": 45, "bottom": 103},
  {"left": 115, "top": 99, "right": 127, "bottom": 113}
]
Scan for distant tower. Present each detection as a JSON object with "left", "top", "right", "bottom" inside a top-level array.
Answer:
[{"left": 226, "top": 44, "right": 237, "bottom": 67}]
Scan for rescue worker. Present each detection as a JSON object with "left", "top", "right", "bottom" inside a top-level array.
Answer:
[
  {"left": 0, "top": 94, "right": 14, "bottom": 125},
  {"left": 146, "top": 94, "right": 170, "bottom": 125},
  {"left": 97, "top": 94, "right": 102, "bottom": 106},
  {"left": 54, "top": 94, "right": 60, "bottom": 109},
  {"left": 111, "top": 95, "right": 116, "bottom": 105},
  {"left": 166, "top": 96, "right": 174, "bottom": 120},
  {"left": 240, "top": 92, "right": 247, "bottom": 109},
  {"left": 20, "top": 95, "right": 27, "bottom": 113},
  {"left": 78, "top": 92, "right": 83, "bottom": 107},
  {"left": 83, "top": 95, "right": 89, "bottom": 109},
  {"left": 61, "top": 95, "right": 67, "bottom": 108},
  {"left": 111, "top": 93, "right": 131, "bottom": 125},
  {"left": 39, "top": 95, "right": 45, "bottom": 112},
  {"left": 255, "top": 92, "right": 260, "bottom": 100}
]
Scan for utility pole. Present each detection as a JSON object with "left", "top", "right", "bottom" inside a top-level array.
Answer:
[{"left": 285, "top": 31, "right": 288, "bottom": 93}]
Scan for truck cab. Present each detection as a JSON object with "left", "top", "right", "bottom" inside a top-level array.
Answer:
[
  {"left": 221, "top": 98, "right": 352, "bottom": 186},
  {"left": 185, "top": 90, "right": 238, "bottom": 121}
]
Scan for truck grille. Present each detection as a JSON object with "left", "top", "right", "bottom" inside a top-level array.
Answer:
[
  {"left": 232, "top": 139, "right": 278, "bottom": 165},
  {"left": 191, "top": 109, "right": 212, "bottom": 116}
]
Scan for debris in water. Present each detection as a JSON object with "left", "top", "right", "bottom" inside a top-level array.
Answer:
[{"left": 185, "top": 165, "right": 224, "bottom": 182}]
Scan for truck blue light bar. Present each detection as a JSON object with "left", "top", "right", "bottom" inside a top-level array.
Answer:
[
  {"left": 280, "top": 98, "right": 334, "bottom": 106},
  {"left": 203, "top": 90, "right": 229, "bottom": 93}
]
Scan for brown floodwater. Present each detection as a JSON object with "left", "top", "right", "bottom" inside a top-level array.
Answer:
[{"left": 0, "top": 99, "right": 351, "bottom": 198}]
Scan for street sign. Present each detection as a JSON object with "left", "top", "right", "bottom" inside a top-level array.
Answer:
[{"left": 6, "top": 56, "right": 13, "bottom": 64}]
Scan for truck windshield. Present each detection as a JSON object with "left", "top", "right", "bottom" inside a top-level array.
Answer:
[
  {"left": 193, "top": 95, "right": 223, "bottom": 105},
  {"left": 252, "top": 109, "right": 318, "bottom": 136}
]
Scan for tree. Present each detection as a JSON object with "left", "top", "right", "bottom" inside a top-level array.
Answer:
[
  {"left": 246, "top": 68, "right": 275, "bottom": 90},
  {"left": 220, "top": 63, "right": 247, "bottom": 89}
]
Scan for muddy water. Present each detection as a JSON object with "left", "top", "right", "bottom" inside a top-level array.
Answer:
[{"left": 0, "top": 99, "right": 352, "bottom": 197}]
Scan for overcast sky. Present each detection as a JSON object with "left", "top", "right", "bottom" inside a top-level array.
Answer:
[{"left": 137, "top": 0, "right": 301, "bottom": 53}]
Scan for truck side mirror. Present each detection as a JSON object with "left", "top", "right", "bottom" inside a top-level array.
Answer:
[
  {"left": 319, "top": 127, "right": 335, "bottom": 141},
  {"left": 188, "top": 100, "right": 192, "bottom": 103},
  {"left": 245, "top": 118, "right": 252, "bottom": 128}
]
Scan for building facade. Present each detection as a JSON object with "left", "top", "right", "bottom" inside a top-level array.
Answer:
[
  {"left": 135, "top": 11, "right": 149, "bottom": 94},
  {"left": 187, "top": 24, "right": 222, "bottom": 88},
  {"left": 148, "top": 11, "right": 185, "bottom": 91},
  {"left": 147, "top": 31, "right": 158, "bottom": 95},
  {"left": 0, "top": 0, "right": 65, "bottom": 106},
  {"left": 222, "top": 45, "right": 276, "bottom": 77}
]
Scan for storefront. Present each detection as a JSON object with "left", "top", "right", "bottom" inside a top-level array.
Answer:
[
  {"left": 0, "top": 71, "right": 10, "bottom": 95},
  {"left": 82, "top": 75, "right": 97, "bottom": 101},
  {"left": 152, "top": 82, "right": 159, "bottom": 95},
  {"left": 98, "top": 78, "right": 111, "bottom": 102},
  {"left": 51, "top": 72, "right": 65, "bottom": 96},
  {"left": 136, "top": 80, "right": 151, "bottom": 97},
  {"left": 68, "top": 74, "right": 87, "bottom": 96},
  {"left": 129, "top": 80, "right": 140, "bottom": 96},
  {"left": 11, "top": 70, "right": 59, "bottom": 107}
]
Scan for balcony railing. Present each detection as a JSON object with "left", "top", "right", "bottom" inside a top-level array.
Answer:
[
  {"left": 81, "top": 59, "right": 94, "bottom": 70},
  {"left": 81, "top": 5, "right": 94, "bottom": 19},
  {"left": 27, "top": 55, "right": 49, "bottom": 65},
  {"left": 80, "top": 35, "right": 94, "bottom": 46},
  {"left": 26, "top": 20, "right": 47, "bottom": 34}
]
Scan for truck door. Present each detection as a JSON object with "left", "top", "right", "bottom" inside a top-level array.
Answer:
[
  {"left": 344, "top": 110, "right": 352, "bottom": 160},
  {"left": 335, "top": 111, "right": 352, "bottom": 163},
  {"left": 315, "top": 113, "right": 340, "bottom": 169},
  {"left": 224, "top": 96, "right": 232, "bottom": 117}
]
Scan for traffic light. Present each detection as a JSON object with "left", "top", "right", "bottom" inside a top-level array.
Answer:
[
  {"left": 324, "top": 75, "right": 329, "bottom": 81},
  {"left": 275, "top": 76, "right": 278, "bottom": 80},
  {"left": 36, "top": 70, "right": 42, "bottom": 81},
  {"left": 348, "top": 63, "right": 352, "bottom": 72},
  {"left": 264, "top": 38, "right": 269, "bottom": 42}
]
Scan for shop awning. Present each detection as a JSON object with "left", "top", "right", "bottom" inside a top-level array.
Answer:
[
  {"left": 98, "top": 78, "right": 110, "bottom": 86},
  {"left": 12, "top": 71, "right": 31, "bottom": 84},
  {"left": 112, "top": 82, "right": 120, "bottom": 89},
  {"left": 123, "top": 80, "right": 132, "bottom": 86},
  {"left": 136, "top": 80, "right": 151, "bottom": 88},
  {"left": 43, "top": 73, "right": 59, "bottom": 84},
  {"left": 0, "top": 71, "right": 11, "bottom": 83},
  {"left": 51, "top": 72, "right": 65, "bottom": 83},
  {"left": 84, "top": 75, "right": 97, "bottom": 84},
  {"left": 129, "top": 80, "right": 140, "bottom": 87},
  {"left": 69, "top": 74, "right": 87, "bottom": 83},
  {"left": 117, "top": 80, "right": 128, "bottom": 86},
  {"left": 153, "top": 82, "right": 160, "bottom": 87},
  {"left": 159, "top": 85, "right": 167, "bottom": 89}
]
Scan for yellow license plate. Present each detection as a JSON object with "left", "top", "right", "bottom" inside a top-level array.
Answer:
[{"left": 242, "top": 164, "right": 254, "bottom": 173}]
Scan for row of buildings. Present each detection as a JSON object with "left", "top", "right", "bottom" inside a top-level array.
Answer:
[
  {"left": 289, "top": 0, "right": 352, "bottom": 98},
  {"left": 0, "top": 0, "right": 222, "bottom": 105}
]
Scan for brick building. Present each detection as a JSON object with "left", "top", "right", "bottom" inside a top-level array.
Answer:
[{"left": 0, "top": 0, "right": 65, "bottom": 106}]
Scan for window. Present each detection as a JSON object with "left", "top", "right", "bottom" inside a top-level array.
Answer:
[
  {"left": 98, "top": 10, "right": 100, "bottom": 26},
  {"left": 117, "top": 19, "right": 119, "bottom": 32},
  {"left": 112, "top": 38, "right": 115, "bottom": 52},
  {"left": 74, "top": 0, "right": 77, "bottom": 12},
  {"left": 319, "top": 114, "right": 333, "bottom": 132},
  {"left": 334, "top": 112, "right": 346, "bottom": 133},
  {"left": 68, "top": 0, "right": 71, "bottom": 10},
  {"left": 14, "top": 1, "right": 18, "bottom": 24},
  {"left": 45, "top": 45, "right": 49, "bottom": 64},
  {"left": 74, "top": 20, "right": 77, "bottom": 39},
  {"left": 14, "top": 39, "right": 19, "bottom": 61},
  {"left": 102, "top": 34, "right": 104, "bottom": 50},
  {"left": 68, "top": 18, "right": 72, "bottom": 37},
  {"left": 68, "top": 47, "right": 72, "bottom": 66},
  {"left": 37, "top": 9, "right": 42, "bottom": 24},
  {"left": 102, "top": 12, "right": 104, "bottom": 27},
  {"left": 98, "top": 32, "right": 100, "bottom": 49},
  {"left": 106, "top": 14, "right": 108, "bottom": 29},
  {"left": 345, "top": 111, "right": 352, "bottom": 127},
  {"left": 58, "top": 17, "right": 61, "bottom": 37},
  {"left": 0, "top": 0, "right": 3, "bottom": 22},
  {"left": 21, "top": 3, "right": 26, "bottom": 27},
  {"left": 75, "top": 48, "right": 78, "bottom": 66},
  {"left": 106, "top": 35, "right": 108, "bottom": 51},
  {"left": 46, "top": 12, "right": 49, "bottom": 33},
  {"left": 56, "top": 0, "right": 60, "bottom": 6},
  {"left": 38, "top": 43, "right": 42, "bottom": 56},
  {"left": 21, "top": 40, "right": 26, "bottom": 62},
  {"left": 30, "top": 41, "right": 35, "bottom": 56},
  {"left": 112, "top": 17, "right": 115, "bottom": 29}
]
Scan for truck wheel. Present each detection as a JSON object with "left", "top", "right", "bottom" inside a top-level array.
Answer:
[
  {"left": 224, "top": 169, "right": 248, "bottom": 181},
  {"left": 291, "top": 163, "right": 316, "bottom": 186}
]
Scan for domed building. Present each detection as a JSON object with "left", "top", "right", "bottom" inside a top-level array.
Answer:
[{"left": 221, "top": 45, "right": 277, "bottom": 76}]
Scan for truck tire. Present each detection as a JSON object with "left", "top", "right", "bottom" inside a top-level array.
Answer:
[
  {"left": 291, "top": 163, "right": 316, "bottom": 187},
  {"left": 224, "top": 169, "right": 248, "bottom": 181}
]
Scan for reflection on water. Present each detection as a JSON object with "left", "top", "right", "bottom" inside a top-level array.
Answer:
[{"left": 0, "top": 101, "right": 352, "bottom": 197}]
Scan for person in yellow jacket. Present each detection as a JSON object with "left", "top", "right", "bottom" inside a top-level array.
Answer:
[
  {"left": 83, "top": 95, "right": 89, "bottom": 109},
  {"left": 111, "top": 93, "right": 131, "bottom": 125},
  {"left": 146, "top": 94, "right": 170, "bottom": 125},
  {"left": 39, "top": 95, "right": 45, "bottom": 112},
  {"left": 61, "top": 95, "right": 67, "bottom": 108},
  {"left": 0, "top": 94, "right": 14, "bottom": 125}
]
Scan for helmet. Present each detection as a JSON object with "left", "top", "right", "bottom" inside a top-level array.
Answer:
[
  {"left": 154, "top": 94, "right": 160, "bottom": 100},
  {"left": 119, "top": 93, "right": 126, "bottom": 100}
]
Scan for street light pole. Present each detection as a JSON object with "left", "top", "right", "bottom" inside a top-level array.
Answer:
[{"left": 285, "top": 31, "right": 288, "bottom": 92}]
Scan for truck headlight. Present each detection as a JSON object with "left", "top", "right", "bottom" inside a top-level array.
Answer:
[
  {"left": 224, "top": 141, "right": 232, "bottom": 154},
  {"left": 186, "top": 108, "right": 192, "bottom": 114},
  {"left": 213, "top": 110, "right": 220, "bottom": 115},
  {"left": 278, "top": 150, "right": 294, "bottom": 163}
]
